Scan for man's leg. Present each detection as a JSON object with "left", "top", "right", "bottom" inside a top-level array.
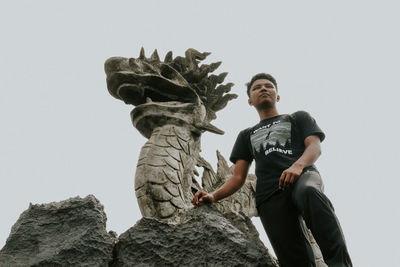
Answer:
[
  {"left": 258, "top": 189, "right": 316, "bottom": 267},
  {"left": 292, "top": 170, "right": 353, "bottom": 267}
]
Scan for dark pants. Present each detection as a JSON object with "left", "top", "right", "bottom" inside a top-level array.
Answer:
[{"left": 257, "top": 170, "right": 352, "bottom": 267}]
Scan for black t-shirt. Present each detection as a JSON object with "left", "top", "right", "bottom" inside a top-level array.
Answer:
[{"left": 229, "top": 111, "right": 325, "bottom": 206}]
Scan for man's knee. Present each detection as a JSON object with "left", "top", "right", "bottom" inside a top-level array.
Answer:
[
  {"left": 293, "top": 171, "right": 325, "bottom": 206},
  {"left": 293, "top": 185, "right": 323, "bottom": 210},
  {"left": 294, "top": 184, "right": 320, "bottom": 200}
]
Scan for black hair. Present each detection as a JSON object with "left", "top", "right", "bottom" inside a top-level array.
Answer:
[{"left": 246, "top": 73, "right": 278, "bottom": 97}]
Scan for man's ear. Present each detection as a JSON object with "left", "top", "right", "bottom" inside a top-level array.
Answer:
[
  {"left": 248, "top": 98, "right": 253, "bottom": 106},
  {"left": 277, "top": 94, "right": 280, "bottom": 102}
]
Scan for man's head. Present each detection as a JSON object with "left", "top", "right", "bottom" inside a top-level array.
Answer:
[
  {"left": 246, "top": 73, "right": 277, "bottom": 97},
  {"left": 247, "top": 73, "right": 280, "bottom": 110}
]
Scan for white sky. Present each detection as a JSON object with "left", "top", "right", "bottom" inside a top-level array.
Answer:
[{"left": 1, "top": 1, "right": 399, "bottom": 266}]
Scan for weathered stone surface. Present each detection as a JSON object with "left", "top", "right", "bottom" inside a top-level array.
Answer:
[
  {"left": 111, "top": 205, "right": 278, "bottom": 267},
  {"left": 0, "top": 195, "right": 116, "bottom": 267}
]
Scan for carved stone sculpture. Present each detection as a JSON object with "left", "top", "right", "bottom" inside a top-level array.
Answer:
[{"left": 105, "top": 48, "right": 238, "bottom": 222}]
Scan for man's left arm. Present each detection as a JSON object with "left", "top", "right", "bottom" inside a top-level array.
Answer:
[{"left": 279, "top": 135, "right": 321, "bottom": 190}]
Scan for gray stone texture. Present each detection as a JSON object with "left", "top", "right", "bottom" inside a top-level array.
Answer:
[
  {"left": 111, "top": 204, "right": 278, "bottom": 267},
  {"left": 1, "top": 196, "right": 278, "bottom": 267},
  {"left": 0, "top": 195, "right": 116, "bottom": 267}
]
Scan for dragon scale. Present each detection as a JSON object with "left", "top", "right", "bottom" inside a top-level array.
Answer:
[{"left": 135, "top": 124, "right": 200, "bottom": 220}]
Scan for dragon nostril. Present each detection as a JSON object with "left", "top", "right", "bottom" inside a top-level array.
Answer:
[{"left": 104, "top": 57, "right": 128, "bottom": 74}]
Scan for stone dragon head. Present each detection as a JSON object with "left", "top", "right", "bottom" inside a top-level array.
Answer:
[{"left": 104, "top": 48, "right": 237, "bottom": 138}]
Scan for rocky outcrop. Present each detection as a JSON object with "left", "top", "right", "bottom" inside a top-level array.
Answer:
[
  {"left": 0, "top": 195, "right": 116, "bottom": 267},
  {"left": 111, "top": 204, "right": 278, "bottom": 267},
  {"left": 1, "top": 196, "right": 277, "bottom": 267}
]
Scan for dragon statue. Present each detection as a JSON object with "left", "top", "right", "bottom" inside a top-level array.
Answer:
[
  {"left": 104, "top": 48, "right": 259, "bottom": 222},
  {"left": 104, "top": 48, "right": 326, "bottom": 265}
]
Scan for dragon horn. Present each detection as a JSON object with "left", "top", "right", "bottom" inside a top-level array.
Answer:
[
  {"left": 164, "top": 51, "right": 173, "bottom": 63},
  {"left": 151, "top": 49, "right": 160, "bottom": 61},
  {"left": 139, "top": 47, "right": 145, "bottom": 59}
]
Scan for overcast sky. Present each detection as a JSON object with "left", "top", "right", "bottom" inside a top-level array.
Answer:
[{"left": 1, "top": 1, "right": 399, "bottom": 266}]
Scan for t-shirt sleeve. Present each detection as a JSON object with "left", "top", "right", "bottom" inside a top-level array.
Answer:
[
  {"left": 229, "top": 129, "right": 254, "bottom": 164},
  {"left": 292, "top": 111, "right": 325, "bottom": 142}
]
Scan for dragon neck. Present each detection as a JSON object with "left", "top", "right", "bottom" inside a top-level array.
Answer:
[{"left": 134, "top": 124, "right": 201, "bottom": 221}]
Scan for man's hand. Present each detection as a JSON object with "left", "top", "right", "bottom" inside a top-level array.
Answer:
[
  {"left": 192, "top": 190, "right": 215, "bottom": 206},
  {"left": 279, "top": 135, "right": 322, "bottom": 190},
  {"left": 191, "top": 159, "right": 250, "bottom": 206},
  {"left": 279, "top": 163, "right": 304, "bottom": 190}
]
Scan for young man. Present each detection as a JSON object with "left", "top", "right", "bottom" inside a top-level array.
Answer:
[{"left": 192, "top": 73, "right": 352, "bottom": 267}]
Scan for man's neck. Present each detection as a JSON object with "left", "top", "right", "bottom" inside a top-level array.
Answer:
[{"left": 257, "top": 107, "right": 279, "bottom": 121}]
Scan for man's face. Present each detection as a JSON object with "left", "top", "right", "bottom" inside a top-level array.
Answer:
[{"left": 248, "top": 79, "right": 280, "bottom": 108}]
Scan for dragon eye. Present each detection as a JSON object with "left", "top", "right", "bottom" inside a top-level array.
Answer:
[{"left": 160, "top": 64, "right": 177, "bottom": 80}]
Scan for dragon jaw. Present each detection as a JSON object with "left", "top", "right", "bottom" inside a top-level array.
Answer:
[
  {"left": 105, "top": 56, "right": 199, "bottom": 106},
  {"left": 130, "top": 98, "right": 224, "bottom": 139}
]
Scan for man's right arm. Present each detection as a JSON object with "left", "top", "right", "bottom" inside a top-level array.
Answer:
[{"left": 191, "top": 159, "right": 250, "bottom": 206}]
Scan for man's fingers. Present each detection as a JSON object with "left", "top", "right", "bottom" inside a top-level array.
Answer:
[
  {"left": 280, "top": 171, "right": 298, "bottom": 190},
  {"left": 192, "top": 190, "right": 215, "bottom": 206},
  {"left": 198, "top": 195, "right": 206, "bottom": 204},
  {"left": 192, "top": 190, "right": 204, "bottom": 205},
  {"left": 289, "top": 174, "right": 297, "bottom": 184},
  {"left": 280, "top": 165, "right": 303, "bottom": 190},
  {"left": 283, "top": 174, "right": 290, "bottom": 189},
  {"left": 286, "top": 174, "right": 294, "bottom": 188},
  {"left": 192, "top": 191, "right": 199, "bottom": 204},
  {"left": 191, "top": 195, "right": 198, "bottom": 205},
  {"left": 197, "top": 193, "right": 214, "bottom": 206},
  {"left": 279, "top": 172, "right": 287, "bottom": 189},
  {"left": 283, "top": 173, "right": 299, "bottom": 189}
]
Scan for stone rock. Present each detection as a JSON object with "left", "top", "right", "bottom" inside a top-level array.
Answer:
[
  {"left": 1, "top": 196, "right": 278, "bottom": 266},
  {"left": 111, "top": 205, "right": 278, "bottom": 267},
  {"left": 0, "top": 195, "right": 116, "bottom": 267}
]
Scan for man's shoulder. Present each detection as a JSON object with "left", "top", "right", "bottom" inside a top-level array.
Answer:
[
  {"left": 289, "top": 110, "right": 315, "bottom": 124},
  {"left": 290, "top": 110, "right": 311, "bottom": 119},
  {"left": 237, "top": 126, "right": 253, "bottom": 137},
  {"left": 241, "top": 119, "right": 270, "bottom": 135}
]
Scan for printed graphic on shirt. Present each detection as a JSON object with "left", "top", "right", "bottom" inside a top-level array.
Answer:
[{"left": 250, "top": 120, "right": 292, "bottom": 157}]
